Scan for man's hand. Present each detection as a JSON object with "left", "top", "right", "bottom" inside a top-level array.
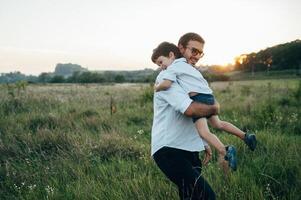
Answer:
[
  {"left": 184, "top": 101, "right": 220, "bottom": 118},
  {"left": 213, "top": 100, "right": 220, "bottom": 115},
  {"left": 218, "top": 153, "right": 229, "bottom": 175},
  {"left": 202, "top": 145, "right": 212, "bottom": 166}
]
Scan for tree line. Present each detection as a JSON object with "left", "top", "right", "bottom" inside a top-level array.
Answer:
[
  {"left": 234, "top": 39, "right": 301, "bottom": 74},
  {"left": 1, "top": 39, "right": 300, "bottom": 84},
  {"left": 38, "top": 70, "right": 159, "bottom": 83},
  {"left": 0, "top": 70, "right": 159, "bottom": 84}
]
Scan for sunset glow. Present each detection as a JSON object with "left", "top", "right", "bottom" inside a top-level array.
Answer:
[{"left": 236, "top": 55, "right": 248, "bottom": 65}]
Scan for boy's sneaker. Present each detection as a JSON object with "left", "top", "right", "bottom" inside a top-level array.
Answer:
[
  {"left": 224, "top": 145, "right": 237, "bottom": 171},
  {"left": 244, "top": 133, "right": 257, "bottom": 151}
]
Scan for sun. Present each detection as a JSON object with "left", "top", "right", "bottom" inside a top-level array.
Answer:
[{"left": 235, "top": 54, "right": 248, "bottom": 65}]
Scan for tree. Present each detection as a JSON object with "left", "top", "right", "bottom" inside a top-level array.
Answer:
[
  {"left": 114, "top": 75, "right": 125, "bottom": 83},
  {"left": 50, "top": 75, "right": 65, "bottom": 83},
  {"left": 38, "top": 73, "right": 52, "bottom": 83}
]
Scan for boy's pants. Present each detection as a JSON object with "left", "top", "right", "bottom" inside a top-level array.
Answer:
[{"left": 153, "top": 147, "right": 216, "bottom": 200}]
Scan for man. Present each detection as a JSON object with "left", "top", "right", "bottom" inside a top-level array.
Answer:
[{"left": 151, "top": 33, "right": 218, "bottom": 200}]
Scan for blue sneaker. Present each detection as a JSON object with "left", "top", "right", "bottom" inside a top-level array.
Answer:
[
  {"left": 244, "top": 133, "right": 257, "bottom": 151},
  {"left": 224, "top": 145, "right": 237, "bottom": 171}
]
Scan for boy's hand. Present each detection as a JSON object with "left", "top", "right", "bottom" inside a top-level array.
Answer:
[
  {"left": 202, "top": 145, "right": 212, "bottom": 166},
  {"left": 153, "top": 83, "right": 159, "bottom": 92}
]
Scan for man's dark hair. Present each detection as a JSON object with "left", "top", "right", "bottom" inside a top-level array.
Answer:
[
  {"left": 151, "top": 42, "right": 182, "bottom": 63},
  {"left": 178, "top": 32, "right": 205, "bottom": 48}
]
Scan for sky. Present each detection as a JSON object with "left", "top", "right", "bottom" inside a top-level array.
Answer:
[{"left": 0, "top": 0, "right": 300, "bottom": 75}]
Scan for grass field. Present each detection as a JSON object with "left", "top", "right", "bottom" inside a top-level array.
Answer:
[{"left": 0, "top": 79, "right": 300, "bottom": 199}]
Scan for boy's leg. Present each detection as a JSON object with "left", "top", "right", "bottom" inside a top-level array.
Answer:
[
  {"left": 208, "top": 115, "right": 257, "bottom": 151},
  {"left": 195, "top": 118, "right": 237, "bottom": 171},
  {"left": 208, "top": 115, "right": 245, "bottom": 140},
  {"left": 153, "top": 147, "right": 216, "bottom": 200},
  {"left": 195, "top": 118, "right": 226, "bottom": 155}
]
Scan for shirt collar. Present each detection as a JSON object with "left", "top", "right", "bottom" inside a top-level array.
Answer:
[{"left": 172, "top": 57, "right": 187, "bottom": 65}]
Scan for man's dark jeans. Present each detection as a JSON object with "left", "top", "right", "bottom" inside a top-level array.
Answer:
[{"left": 153, "top": 147, "right": 216, "bottom": 200}]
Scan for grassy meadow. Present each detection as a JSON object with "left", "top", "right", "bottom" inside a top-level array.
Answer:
[{"left": 0, "top": 79, "right": 300, "bottom": 200}]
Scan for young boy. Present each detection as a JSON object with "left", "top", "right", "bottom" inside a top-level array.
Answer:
[{"left": 151, "top": 38, "right": 257, "bottom": 170}]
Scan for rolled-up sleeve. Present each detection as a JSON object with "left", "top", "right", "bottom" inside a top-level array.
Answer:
[
  {"left": 161, "top": 68, "right": 176, "bottom": 82},
  {"left": 158, "top": 83, "right": 192, "bottom": 114}
]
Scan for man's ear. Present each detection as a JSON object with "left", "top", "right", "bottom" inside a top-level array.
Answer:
[
  {"left": 169, "top": 52, "right": 175, "bottom": 59},
  {"left": 178, "top": 44, "right": 184, "bottom": 54}
]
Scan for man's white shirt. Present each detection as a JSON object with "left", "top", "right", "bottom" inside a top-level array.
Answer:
[{"left": 151, "top": 69, "right": 208, "bottom": 156}]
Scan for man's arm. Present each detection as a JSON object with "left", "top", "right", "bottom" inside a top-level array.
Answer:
[
  {"left": 184, "top": 101, "right": 220, "bottom": 117},
  {"left": 156, "top": 81, "right": 219, "bottom": 116}
]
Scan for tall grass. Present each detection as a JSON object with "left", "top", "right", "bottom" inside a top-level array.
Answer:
[{"left": 0, "top": 80, "right": 300, "bottom": 199}]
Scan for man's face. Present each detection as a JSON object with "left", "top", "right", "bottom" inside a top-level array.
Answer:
[
  {"left": 155, "top": 55, "right": 174, "bottom": 70},
  {"left": 180, "top": 40, "right": 204, "bottom": 66}
]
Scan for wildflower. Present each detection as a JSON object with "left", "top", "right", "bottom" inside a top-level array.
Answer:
[
  {"left": 45, "top": 185, "right": 54, "bottom": 194},
  {"left": 28, "top": 184, "right": 37, "bottom": 190}
]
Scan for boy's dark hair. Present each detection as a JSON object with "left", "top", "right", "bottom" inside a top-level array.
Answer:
[
  {"left": 178, "top": 32, "right": 205, "bottom": 48},
  {"left": 151, "top": 42, "right": 182, "bottom": 63}
]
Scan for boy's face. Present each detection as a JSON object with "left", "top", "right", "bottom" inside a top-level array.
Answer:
[
  {"left": 179, "top": 40, "right": 204, "bottom": 66},
  {"left": 155, "top": 54, "right": 174, "bottom": 70}
]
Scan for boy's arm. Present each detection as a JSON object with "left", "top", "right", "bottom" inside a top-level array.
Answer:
[{"left": 155, "top": 80, "right": 173, "bottom": 92}]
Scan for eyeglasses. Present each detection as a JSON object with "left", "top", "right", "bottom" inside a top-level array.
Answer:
[{"left": 186, "top": 46, "right": 204, "bottom": 57}]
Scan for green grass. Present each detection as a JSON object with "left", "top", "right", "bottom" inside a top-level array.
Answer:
[{"left": 0, "top": 79, "right": 300, "bottom": 199}]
